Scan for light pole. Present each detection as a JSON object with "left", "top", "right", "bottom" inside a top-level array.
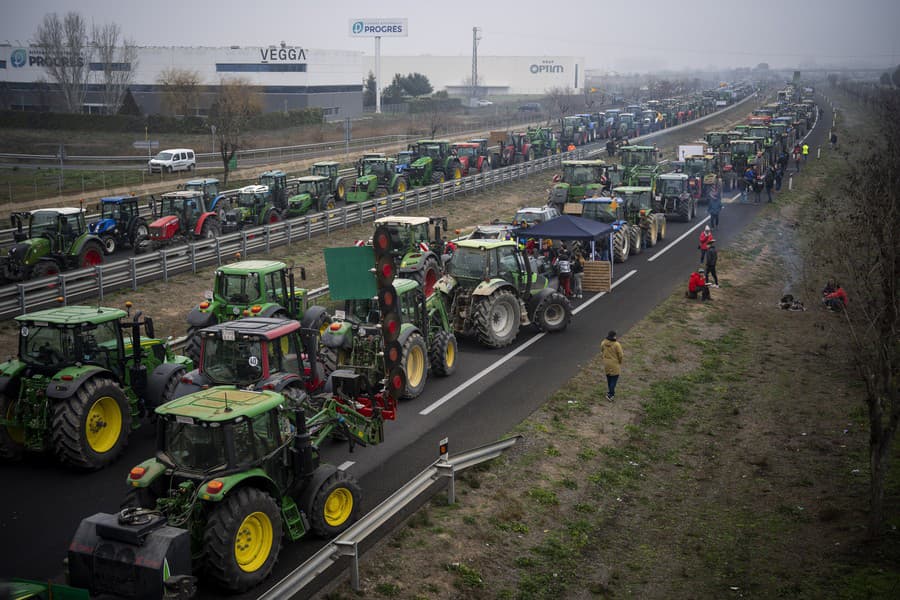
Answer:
[{"left": 210, "top": 125, "right": 216, "bottom": 155}]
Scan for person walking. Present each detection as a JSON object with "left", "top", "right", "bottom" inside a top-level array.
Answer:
[
  {"left": 741, "top": 166, "right": 754, "bottom": 202},
  {"left": 699, "top": 225, "right": 713, "bottom": 262},
  {"left": 707, "top": 186, "right": 722, "bottom": 229},
  {"left": 606, "top": 139, "right": 616, "bottom": 157},
  {"left": 567, "top": 142, "right": 576, "bottom": 152},
  {"left": 802, "top": 143, "right": 809, "bottom": 164},
  {"left": 830, "top": 132, "right": 838, "bottom": 149},
  {"left": 764, "top": 168, "right": 775, "bottom": 202},
  {"left": 557, "top": 245, "right": 572, "bottom": 297},
  {"left": 705, "top": 239, "right": 719, "bottom": 287},
  {"left": 793, "top": 143, "right": 802, "bottom": 172},
  {"left": 572, "top": 250, "right": 584, "bottom": 299},
  {"left": 774, "top": 166, "right": 783, "bottom": 191},
  {"left": 601, "top": 330, "right": 624, "bottom": 401}
]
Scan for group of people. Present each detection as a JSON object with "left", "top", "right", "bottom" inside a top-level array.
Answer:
[{"left": 686, "top": 224, "right": 719, "bottom": 301}]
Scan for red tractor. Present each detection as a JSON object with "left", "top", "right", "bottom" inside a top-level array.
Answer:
[
  {"left": 139, "top": 190, "right": 221, "bottom": 251},
  {"left": 496, "top": 132, "right": 535, "bottom": 167},
  {"left": 451, "top": 142, "right": 493, "bottom": 176}
]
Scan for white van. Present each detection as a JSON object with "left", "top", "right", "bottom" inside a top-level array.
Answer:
[{"left": 148, "top": 148, "right": 195, "bottom": 173}]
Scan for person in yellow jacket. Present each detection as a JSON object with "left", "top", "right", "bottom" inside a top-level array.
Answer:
[
  {"left": 601, "top": 330, "right": 624, "bottom": 400},
  {"left": 802, "top": 143, "right": 809, "bottom": 163}
]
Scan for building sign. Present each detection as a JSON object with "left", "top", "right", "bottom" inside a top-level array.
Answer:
[
  {"left": 530, "top": 60, "right": 564, "bottom": 74},
  {"left": 259, "top": 45, "right": 307, "bottom": 63},
  {"left": 8, "top": 46, "right": 87, "bottom": 68},
  {"left": 349, "top": 18, "right": 409, "bottom": 38}
]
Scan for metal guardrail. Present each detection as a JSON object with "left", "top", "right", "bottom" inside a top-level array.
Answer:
[
  {"left": 257, "top": 435, "right": 522, "bottom": 599},
  {"left": 0, "top": 93, "right": 758, "bottom": 321}
]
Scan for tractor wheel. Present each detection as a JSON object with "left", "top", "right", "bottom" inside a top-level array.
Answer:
[
  {"left": 0, "top": 393, "right": 25, "bottom": 461},
  {"left": 336, "top": 180, "right": 346, "bottom": 202},
  {"left": 629, "top": 224, "right": 643, "bottom": 255},
  {"left": 613, "top": 229, "right": 630, "bottom": 263},
  {"left": 657, "top": 216, "right": 667, "bottom": 240},
  {"left": 527, "top": 148, "right": 535, "bottom": 162},
  {"left": 429, "top": 331, "right": 458, "bottom": 377},
  {"left": 472, "top": 289, "right": 520, "bottom": 348},
  {"left": 451, "top": 165, "right": 462, "bottom": 180},
  {"left": 78, "top": 240, "right": 105, "bottom": 268},
  {"left": 130, "top": 221, "right": 149, "bottom": 247},
  {"left": 323, "top": 197, "right": 336, "bottom": 211},
  {"left": 100, "top": 235, "right": 117, "bottom": 255},
  {"left": 201, "top": 219, "right": 221, "bottom": 239},
  {"left": 306, "top": 468, "right": 361, "bottom": 537},
  {"left": 51, "top": 377, "right": 131, "bottom": 470},
  {"left": 375, "top": 186, "right": 389, "bottom": 198},
  {"left": 204, "top": 486, "right": 283, "bottom": 592},
  {"left": 676, "top": 198, "right": 692, "bottom": 222},
  {"left": 184, "top": 325, "right": 205, "bottom": 365},
  {"left": 400, "top": 333, "right": 428, "bottom": 399},
  {"left": 154, "top": 367, "right": 184, "bottom": 411},
  {"left": 646, "top": 220, "right": 659, "bottom": 248},
  {"left": 532, "top": 292, "right": 572, "bottom": 333},
  {"left": 393, "top": 177, "right": 408, "bottom": 194},
  {"left": 264, "top": 208, "right": 282, "bottom": 224},
  {"left": 410, "top": 255, "right": 441, "bottom": 297},
  {"left": 32, "top": 261, "right": 60, "bottom": 279},
  {"left": 432, "top": 171, "right": 446, "bottom": 184}
]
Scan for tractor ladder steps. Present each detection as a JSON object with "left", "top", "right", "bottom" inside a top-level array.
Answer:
[{"left": 281, "top": 496, "right": 308, "bottom": 541}]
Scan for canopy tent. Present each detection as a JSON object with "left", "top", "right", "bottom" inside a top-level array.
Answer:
[{"left": 511, "top": 213, "right": 613, "bottom": 240}]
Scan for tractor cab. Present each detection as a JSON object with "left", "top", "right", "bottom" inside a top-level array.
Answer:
[
  {"left": 183, "top": 178, "right": 220, "bottom": 201},
  {"left": 614, "top": 186, "right": 654, "bottom": 217},
  {"left": 580, "top": 197, "right": 625, "bottom": 224},
  {"left": 238, "top": 185, "right": 270, "bottom": 208},
  {"left": 658, "top": 173, "right": 689, "bottom": 196},
  {"left": 259, "top": 170, "right": 287, "bottom": 194},
  {"left": 468, "top": 138, "right": 490, "bottom": 157},
  {"left": 310, "top": 161, "right": 339, "bottom": 180},
  {"left": 619, "top": 145, "right": 659, "bottom": 168}
]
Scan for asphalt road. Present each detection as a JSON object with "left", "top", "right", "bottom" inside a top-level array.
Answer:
[{"left": 0, "top": 95, "right": 831, "bottom": 599}]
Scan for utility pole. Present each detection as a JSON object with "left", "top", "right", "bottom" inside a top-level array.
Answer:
[{"left": 471, "top": 27, "right": 481, "bottom": 103}]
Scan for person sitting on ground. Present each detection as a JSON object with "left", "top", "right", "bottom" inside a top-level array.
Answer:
[
  {"left": 823, "top": 283, "right": 848, "bottom": 311},
  {"left": 687, "top": 268, "right": 711, "bottom": 301},
  {"left": 822, "top": 280, "right": 836, "bottom": 296}
]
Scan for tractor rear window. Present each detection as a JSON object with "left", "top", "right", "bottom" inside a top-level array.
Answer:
[
  {"left": 202, "top": 338, "right": 264, "bottom": 386},
  {"left": 19, "top": 324, "right": 75, "bottom": 368},
  {"left": 447, "top": 246, "right": 487, "bottom": 279},
  {"left": 163, "top": 421, "right": 227, "bottom": 471},
  {"left": 218, "top": 272, "right": 260, "bottom": 304}
]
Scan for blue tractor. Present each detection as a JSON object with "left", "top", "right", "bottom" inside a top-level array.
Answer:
[
  {"left": 88, "top": 196, "right": 149, "bottom": 254},
  {"left": 576, "top": 197, "right": 633, "bottom": 263}
]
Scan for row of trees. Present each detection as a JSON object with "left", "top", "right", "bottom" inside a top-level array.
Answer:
[{"left": 362, "top": 71, "right": 434, "bottom": 107}]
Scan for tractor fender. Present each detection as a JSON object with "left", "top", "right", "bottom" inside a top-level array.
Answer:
[
  {"left": 433, "top": 275, "right": 456, "bottom": 296},
  {"left": 526, "top": 287, "right": 557, "bottom": 315},
  {"left": 322, "top": 321, "right": 353, "bottom": 350},
  {"left": 396, "top": 325, "right": 420, "bottom": 347},
  {"left": 472, "top": 279, "right": 515, "bottom": 297},
  {"left": 0, "top": 360, "right": 26, "bottom": 395},
  {"left": 258, "top": 304, "right": 287, "bottom": 318},
  {"left": 200, "top": 468, "right": 278, "bottom": 502},
  {"left": 193, "top": 212, "right": 216, "bottom": 236},
  {"left": 45, "top": 365, "right": 110, "bottom": 401},
  {"left": 296, "top": 463, "right": 339, "bottom": 512},
  {"left": 69, "top": 234, "right": 102, "bottom": 257},
  {"left": 127, "top": 458, "right": 168, "bottom": 488},
  {"left": 187, "top": 307, "right": 217, "bottom": 329},
  {"left": 265, "top": 373, "right": 306, "bottom": 394},
  {"left": 146, "top": 362, "right": 187, "bottom": 409}
]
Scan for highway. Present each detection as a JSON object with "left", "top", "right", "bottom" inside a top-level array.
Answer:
[{"left": 0, "top": 94, "right": 830, "bottom": 599}]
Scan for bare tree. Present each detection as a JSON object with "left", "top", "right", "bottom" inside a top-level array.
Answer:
[
  {"left": 422, "top": 99, "right": 448, "bottom": 139},
  {"left": 91, "top": 23, "right": 138, "bottom": 114},
  {"left": 34, "top": 12, "right": 90, "bottom": 113},
  {"left": 800, "top": 89, "right": 900, "bottom": 538},
  {"left": 157, "top": 68, "right": 203, "bottom": 117},
  {"left": 546, "top": 86, "right": 575, "bottom": 123},
  {"left": 209, "top": 77, "right": 262, "bottom": 185}
]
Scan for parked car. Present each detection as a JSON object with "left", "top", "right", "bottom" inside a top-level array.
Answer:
[
  {"left": 512, "top": 206, "right": 560, "bottom": 227},
  {"left": 476, "top": 99, "right": 494, "bottom": 107},
  {"left": 518, "top": 102, "right": 542, "bottom": 113},
  {"left": 148, "top": 148, "right": 196, "bottom": 173}
]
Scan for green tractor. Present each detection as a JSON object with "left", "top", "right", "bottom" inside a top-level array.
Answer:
[
  {"left": 613, "top": 185, "right": 666, "bottom": 255},
  {"left": 728, "top": 139, "right": 762, "bottom": 177},
  {"left": 346, "top": 154, "right": 408, "bottom": 202},
  {"left": 683, "top": 154, "right": 720, "bottom": 203},
  {"left": 323, "top": 244, "right": 457, "bottom": 400},
  {"left": 527, "top": 126, "right": 559, "bottom": 157},
  {"left": 68, "top": 379, "right": 390, "bottom": 596},
  {"left": 548, "top": 160, "right": 614, "bottom": 210},
  {"left": 408, "top": 140, "right": 463, "bottom": 181},
  {"left": 281, "top": 175, "right": 337, "bottom": 216},
  {"left": 436, "top": 239, "right": 572, "bottom": 348},
  {"left": 184, "top": 260, "right": 314, "bottom": 364},
  {"left": 1, "top": 208, "right": 105, "bottom": 282},
  {"left": 654, "top": 173, "right": 697, "bottom": 222},
  {"left": 619, "top": 145, "right": 662, "bottom": 191},
  {"left": 310, "top": 161, "right": 348, "bottom": 203},
  {"left": 372, "top": 215, "right": 448, "bottom": 296},
  {"left": 215, "top": 185, "right": 283, "bottom": 233},
  {"left": 0, "top": 304, "right": 192, "bottom": 469}
]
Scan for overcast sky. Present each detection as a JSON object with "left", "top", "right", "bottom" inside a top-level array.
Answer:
[{"left": 3, "top": 0, "right": 898, "bottom": 72}]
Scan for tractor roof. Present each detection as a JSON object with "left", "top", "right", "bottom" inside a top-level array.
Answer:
[
  {"left": 620, "top": 145, "right": 656, "bottom": 151},
  {"left": 451, "top": 142, "right": 479, "bottom": 148},
  {"left": 563, "top": 159, "right": 607, "bottom": 167},
  {"left": 217, "top": 260, "right": 287, "bottom": 275},
  {"left": 260, "top": 170, "right": 286, "bottom": 177},
  {"left": 417, "top": 139, "right": 450, "bottom": 144},
  {"left": 15, "top": 305, "right": 127, "bottom": 325},
  {"left": 240, "top": 184, "right": 269, "bottom": 194},
  {"left": 161, "top": 190, "right": 203, "bottom": 199},
  {"left": 312, "top": 160, "right": 340, "bottom": 167},
  {"left": 455, "top": 238, "right": 516, "bottom": 250},
  {"left": 468, "top": 138, "right": 488, "bottom": 143},
  {"left": 375, "top": 215, "right": 430, "bottom": 226},
  {"left": 613, "top": 186, "right": 653, "bottom": 193},
  {"left": 32, "top": 207, "right": 82, "bottom": 216},
  {"left": 296, "top": 175, "right": 329, "bottom": 183},
  {"left": 394, "top": 278, "right": 419, "bottom": 295},
  {"left": 186, "top": 178, "right": 219, "bottom": 185},
  {"left": 100, "top": 196, "right": 135, "bottom": 203},
  {"left": 201, "top": 317, "right": 301, "bottom": 340},
  {"left": 581, "top": 198, "right": 618, "bottom": 205},
  {"left": 156, "top": 387, "right": 284, "bottom": 422},
  {"left": 658, "top": 173, "right": 688, "bottom": 180}
]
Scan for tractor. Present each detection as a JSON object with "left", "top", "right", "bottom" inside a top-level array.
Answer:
[
  {"left": 654, "top": 173, "right": 696, "bottom": 222},
  {"left": 704, "top": 131, "right": 732, "bottom": 152},
  {"left": 0, "top": 304, "right": 192, "bottom": 470},
  {"left": 257, "top": 170, "right": 294, "bottom": 208},
  {"left": 217, "top": 185, "right": 283, "bottom": 233},
  {"left": 451, "top": 142, "right": 492, "bottom": 176},
  {"left": 574, "top": 114, "right": 597, "bottom": 142},
  {"left": 346, "top": 154, "right": 408, "bottom": 202},
  {"left": 728, "top": 139, "right": 762, "bottom": 178},
  {"left": 526, "top": 126, "right": 558, "bottom": 157},
  {"left": 89, "top": 196, "right": 151, "bottom": 254},
  {"left": 69, "top": 380, "right": 389, "bottom": 596},
  {"left": 184, "top": 260, "right": 314, "bottom": 364},
  {"left": 616, "top": 112, "right": 638, "bottom": 138},
  {"left": 310, "top": 161, "right": 348, "bottom": 203},
  {"left": 370, "top": 215, "right": 449, "bottom": 296},
  {"left": 497, "top": 132, "right": 535, "bottom": 166},
  {"left": 619, "top": 145, "right": 662, "bottom": 191},
  {"left": 558, "top": 116, "right": 587, "bottom": 147},
  {"left": 1, "top": 208, "right": 105, "bottom": 282},
  {"left": 140, "top": 191, "right": 221, "bottom": 251},
  {"left": 613, "top": 186, "right": 666, "bottom": 254},
  {"left": 182, "top": 178, "right": 220, "bottom": 202},
  {"left": 548, "top": 160, "right": 614, "bottom": 209},
  {"left": 174, "top": 314, "right": 333, "bottom": 402},
  {"left": 576, "top": 198, "right": 632, "bottom": 263},
  {"left": 436, "top": 239, "right": 572, "bottom": 348},
  {"left": 408, "top": 140, "right": 463, "bottom": 181},
  {"left": 281, "top": 175, "right": 336, "bottom": 216},
  {"left": 683, "top": 154, "right": 720, "bottom": 204}
]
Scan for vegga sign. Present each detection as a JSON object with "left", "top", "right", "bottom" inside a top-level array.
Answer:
[{"left": 348, "top": 18, "right": 409, "bottom": 38}]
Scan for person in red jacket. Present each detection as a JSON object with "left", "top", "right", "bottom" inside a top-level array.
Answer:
[
  {"left": 687, "top": 268, "right": 710, "bottom": 300},
  {"left": 824, "top": 283, "right": 848, "bottom": 311},
  {"left": 699, "top": 225, "right": 713, "bottom": 263}
]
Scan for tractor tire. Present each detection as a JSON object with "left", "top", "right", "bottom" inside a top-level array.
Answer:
[
  {"left": 432, "top": 172, "right": 446, "bottom": 184},
  {"left": 646, "top": 220, "right": 659, "bottom": 248},
  {"left": 50, "top": 376, "right": 131, "bottom": 470},
  {"left": 100, "top": 234, "right": 117, "bottom": 255},
  {"left": 676, "top": 198, "right": 692, "bottom": 222},
  {"left": 129, "top": 221, "right": 149, "bottom": 247},
  {"left": 201, "top": 218, "right": 221, "bottom": 240},
  {"left": 184, "top": 325, "right": 205, "bottom": 365},
  {"left": 0, "top": 393, "right": 25, "bottom": 461},
  {"left": 393, "top": 177, "right": 408, "bottom": 194},
  {"left": 532, "top": 291, "right": 572, "bottom": 333},
  {"left": 263, "top": 208, "right": 282, "bottom": 224},
  {"left": 629, "top": 224, "right": 643, "bottom": 255},
  {"left": 77, "top": 240, "right": 105, "bottom": 269},
  {"left": 375, "top": 186, "right": 389, "bottom": 198},
  {"left": 472, "top": 289, "right": 520, "bottom": 348},
  {"left": 400, "top": 333, "right": 428, "bottom": 399},
  {"left": 322, "top": 197, "right": 336, "bottom": 211},
  {"left": 204, "top": 486, "right": 283, "bottom": 593},
  {"left": 32, "top": 261, "right": 60, "bottom": 278},
  {"left": 657, "top": 216, "right": 667, "bottom": 240},
  {"left": 154, "top": 368, "right": 184, "bottom": 411},
  {"left": 336, "top": 180, "right": 346, "bottom": 202},
  {"left": 429, "top": 331, "right": 458, "bottom": 377},
  {"left": 613, "top": 229, "right": 630, "bottom": 263},
  {"left": 306, "top": 469, "right": 361, "bottom": 537},
  {"left": 409, "top": 255, "right": 441, "bottom": 297}
]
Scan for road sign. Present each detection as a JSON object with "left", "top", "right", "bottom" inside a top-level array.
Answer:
[{"left": 132, "top": 141, "right": 159, "bottom": 149}]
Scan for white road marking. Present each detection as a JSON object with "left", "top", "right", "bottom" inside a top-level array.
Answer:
[
  {"left": 648, "top": 216, "right": 710, "bottom": 262},
  {"left": 419, "top": 270, "right": 638, "bottom": 416},
  {"left": 337, "top": 461, "right": 355, "bottom": 471}
]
